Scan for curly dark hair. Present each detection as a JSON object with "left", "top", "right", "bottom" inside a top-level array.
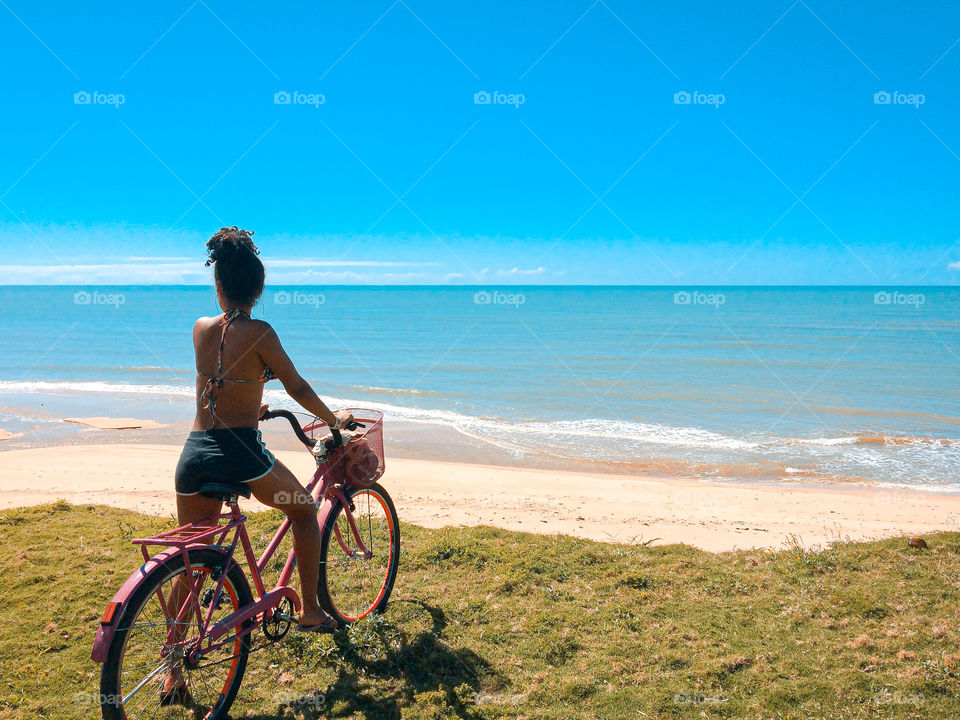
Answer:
[{"left": 205, "top": 227, "right": 265, "bottom": 307}]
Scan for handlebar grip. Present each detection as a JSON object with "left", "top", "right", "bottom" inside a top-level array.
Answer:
[{"left": 329, "top": 421, "right": 366, "bottom": 448}]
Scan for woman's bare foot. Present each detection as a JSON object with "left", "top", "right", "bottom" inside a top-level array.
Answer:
[
  {"left": 297, "top": 608, "right": 337, "bottom": 632},
  {"left": 160, "top": 670, "right": 191, "bottom": 706},
  {"left": 162, "top": 668, "right": 185, "bottom": 692}
]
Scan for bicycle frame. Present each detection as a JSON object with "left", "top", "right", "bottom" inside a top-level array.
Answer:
[{"left": 91, "top": 454, "right": 374, "bottom": 664}]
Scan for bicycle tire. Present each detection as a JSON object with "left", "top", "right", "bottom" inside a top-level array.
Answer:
[
  {"left": 99, "top": 547, "right": 253, "bottom": 720},
  {"left": 318, "top": 482, "right": 400, "bottom": 624}
]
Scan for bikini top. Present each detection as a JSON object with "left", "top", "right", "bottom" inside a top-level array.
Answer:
[{"left": 198, "top": 308, "right": 276, "bottom": 428}]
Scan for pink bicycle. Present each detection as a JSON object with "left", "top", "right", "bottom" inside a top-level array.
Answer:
[{"left": 91, "top": 408, "right": 399, "bottom": 719}]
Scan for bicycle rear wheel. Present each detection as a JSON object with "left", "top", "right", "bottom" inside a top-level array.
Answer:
[
  {"left": 99, "top": 547, "right": 252, "bottom": 720},
  {"left": 318, "top": 482, "right": 400, "bottom": 624}
]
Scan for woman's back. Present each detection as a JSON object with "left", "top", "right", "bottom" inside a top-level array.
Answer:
[{"left": 193, "top": 312, "right": 272, "bottom": 431}]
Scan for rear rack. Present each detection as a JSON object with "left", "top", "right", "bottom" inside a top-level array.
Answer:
[{"left": 132, "top": 514, "right": 244, "bottom": 549}]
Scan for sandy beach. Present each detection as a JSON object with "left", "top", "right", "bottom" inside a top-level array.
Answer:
[{"left": 1, "top": 442, "right": 957, "bottom": 552}]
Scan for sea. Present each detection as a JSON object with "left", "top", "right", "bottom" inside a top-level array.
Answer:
[{"left": 1, "top": 285, "right": 958, "bottom": 493}]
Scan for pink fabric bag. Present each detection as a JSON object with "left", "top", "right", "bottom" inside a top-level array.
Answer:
[{"left": 337, "top": 437, "right": 383, "bottom": 488}]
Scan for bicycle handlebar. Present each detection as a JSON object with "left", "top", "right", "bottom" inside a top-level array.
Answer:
[{"left": 260, "top": 408, "right": 363, "bottom": 450}]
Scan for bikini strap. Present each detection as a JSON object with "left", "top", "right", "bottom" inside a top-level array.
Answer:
[
  {"left": 215, "top": 308, "right": 245, "bottom": 376},
  {"left": 200, "top": 308, "right": 247, "bottom": 428}
]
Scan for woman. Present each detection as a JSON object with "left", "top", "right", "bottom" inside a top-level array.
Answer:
[{"left": 165, "top": 227, "right": 350, "bottom": 701}]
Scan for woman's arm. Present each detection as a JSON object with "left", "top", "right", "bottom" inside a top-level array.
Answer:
[{"left": 254, "top": 323, "right": 352, "bottom": 427}]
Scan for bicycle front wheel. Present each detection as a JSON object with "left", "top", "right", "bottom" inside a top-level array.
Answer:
[
  {"left": 318, "top": 482, "right": 400, "bottom": 624},
  {"left": 99, "top": 547, "right": 252, "bottom": 720}
]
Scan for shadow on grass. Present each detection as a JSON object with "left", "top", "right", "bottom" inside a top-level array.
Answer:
[{"left": 245, "top": 600, "right": 502, "bottom": 719}]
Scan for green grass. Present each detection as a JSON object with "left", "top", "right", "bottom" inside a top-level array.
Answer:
[{"left": 1, "top": 502, "right": 959, "bottom": 719}]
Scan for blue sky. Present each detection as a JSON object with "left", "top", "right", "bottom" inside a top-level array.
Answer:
[{"left": 1, "top": 1, "right": 959, "bottom": 284}]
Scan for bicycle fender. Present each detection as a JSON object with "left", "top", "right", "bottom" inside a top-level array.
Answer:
[{"left": 90, "top": 544, "right": 230, "bottom": 663}]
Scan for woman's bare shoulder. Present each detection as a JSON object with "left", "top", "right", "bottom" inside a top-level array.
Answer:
[
  {"left": 243, "top": 318, "right": 276, "bottom": 342},
  {"left": 193, "top": 315, "right": 220, "bottom": 330}
]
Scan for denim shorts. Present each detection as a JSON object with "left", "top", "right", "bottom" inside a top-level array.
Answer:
[{"left": 174, "top": 428, "right": 276, "bottom": 499}]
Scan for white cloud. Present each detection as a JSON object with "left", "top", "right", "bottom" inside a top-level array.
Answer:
[
  {"left": 1, "top": 263, "right": 439, "bottom": 285},
  {"left": 0, "top": 221, "right": 561, "bottom": 285},
  {"left": 264, "top": 258, "right": 439, "bottom": 268},
  {"left": 125, "top": 256, "right": 191, "bottom": 262},
  {"left": 4, "top": 263, "right": 208, "bottom": 284},
  {"left": 499, "top": 266, "right": 546, "bottom": 277},
  {"left": 948, "top": 261, "right": 960, "bottom": 271}
]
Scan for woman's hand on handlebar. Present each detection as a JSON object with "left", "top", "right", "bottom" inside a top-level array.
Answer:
[
  {"left": 333, "top": 409, "right": 355, "bottom": 429},
  {"left": 258, "top": 403, "right": 270, "bottom": 421}
]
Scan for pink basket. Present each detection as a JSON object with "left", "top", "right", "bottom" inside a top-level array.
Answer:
[{"left": 303, "top": 408, "right": 385, "bottom": 487}]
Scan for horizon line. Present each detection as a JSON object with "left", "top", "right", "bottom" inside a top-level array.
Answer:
[{"left": 2, "top": 283, "right": 957, "bottom": 289}]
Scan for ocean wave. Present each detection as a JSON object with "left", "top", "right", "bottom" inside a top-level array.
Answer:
[
  {"left": 3, "top": 379, "right": 960, "bottom": 492},
  {"left": 784, "top": 434, "right": 959, "bottom": 448},
  {"left": 0, "top": 380, "right": 195, "bottom": 397},
  {"left": 351, "top": 385, "right": 439, "bottom": 396},
  {"left": 3, "top": 380, "right": 956, "bottom": 452},
  {"left": 786, "top": 436, "right": 860, "bottom": 447}
]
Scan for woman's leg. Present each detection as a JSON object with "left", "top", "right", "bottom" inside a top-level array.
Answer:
[
  {"left": 163, "top": 494, "right": 224, "bottom": 696},
  {"left": 247, "top": 460, "right": 332, "bottom": 627}
]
